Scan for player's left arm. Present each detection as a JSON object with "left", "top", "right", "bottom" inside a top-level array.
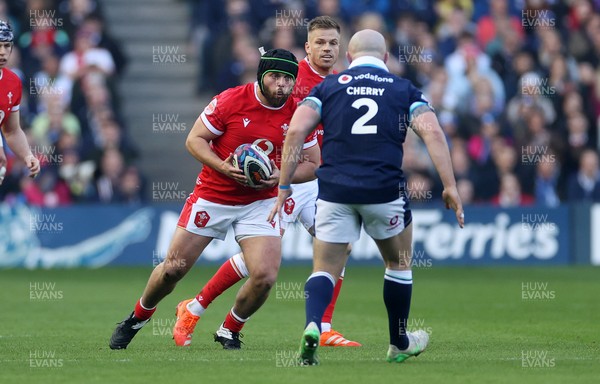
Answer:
[
  {"left": 290, "top": 141, "right": 320, "bottom": 184},
  {"left": 1, "top": 113, "right": 40, "bottom": 178},
  {"left": 267, "top": 98, "right": 321, "bottom": 222},
  {"left": 411, "top": 109, "right": 464, "bottom": 228}
]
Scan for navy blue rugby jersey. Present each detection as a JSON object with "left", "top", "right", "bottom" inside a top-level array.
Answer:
[{"left": 305, "top": 56, "right": 432, "bottom": 204}]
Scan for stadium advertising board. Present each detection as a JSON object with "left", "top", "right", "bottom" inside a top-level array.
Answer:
[{"left": 0, "top": 203, "right": 570, "bottom": 268}]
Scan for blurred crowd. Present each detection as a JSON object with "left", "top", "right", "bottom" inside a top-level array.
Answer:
[
  {"left": 0, "top": 0, "right": 144, "bottom": 206},
  {"left": 2, "top": 0, "right": 600, "bottom": 207},
  {"left": 190, "top": 0, "right": 600, "bottom": 206}
]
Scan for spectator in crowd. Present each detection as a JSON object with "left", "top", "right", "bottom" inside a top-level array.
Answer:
[
  {"left": 91, "top": 147, "right": 125, "bottom": 203},
  {"left": 476, "top": 0, "right": 524, "bottom": 52},
  {"left": 491, "top": 173, "right": 535, "bottom": 207},
  {"left": 444, "top": 31, "right": 505, "bottom": 114},
  {"left": 506, "top": 71, "right": 557, "bottom": 127},
  {"left": 209, "top": 0, "right": 255, "bottom": 94},
  {"left": 456, "top": 178, "right": 475, "bottom": 205},
  {"left": 467, "top": 113, "right": 499, "bottom": 166},
  {"left": 535, "top": 155, "right": 561, "bottom": 207},
  {"left": 452, "top": 140, "right": 478, "bottom": 182},
  {"left": 30, "top": 93, "right": 81, "bottom": 147},
  {"left": 18, "top": 0, "right": 70, "bottom": 78},
  {"left": 512, "top": 105, "right": 551, "bottom": 150},
  {"left": 71, "top": 73, "right": 121, "bottom": 153},
  {"left": 568, "top": 148, "right": 600, "bottom": 201},
  {"left": 117, "top": 165, "right": 145, "bottom": 204},
  {"left": 58, "top": 28, "right": 115, "bottom": 83},
  {"left": 436, "top": 4, "right": 476, "bottom": 58},
  {"left": 87, "top": 117, "right": 138, "bottom": 166},
  {"left": 57, "top": 146, "right": 95, "bottom": 201},
  {"left": 566, "top": 112, "right": 591, "bottom": 157},
  {"left": 57, "top": 0, "right": 102, "bottom": 38},
  {"left": 20, "top": 167, "right": 72, "bottom": 207},
  {"left": 537, "top": 29, "right": 578, "bottom": 83},
  {"left": 78, "top": 14, "right": 127, "bottom": 77},
  {"left": 30, "top": 52, "right": 73, "bottom": 110},
  {"left": 340, "top": 0, "right": 389, "bottom": 25},
  {"left": 488, "top": 24, "right": 526, "bottom": 101},
  {"left": 215, "top": 36, "right": 260, "bottom": 92}
]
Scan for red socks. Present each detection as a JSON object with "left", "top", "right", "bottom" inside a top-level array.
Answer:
[
  {"left": 321, "top": 275, "right": 344, "bottom": 324},
  {"left": 197, "top": 258, "right": 245, "bottom": 308},
  {"left": 133, "top": 298, "right": 156, "bottom": 321},
  {"left": 223, "top": 309, "right": 247, "bottom": 332}
]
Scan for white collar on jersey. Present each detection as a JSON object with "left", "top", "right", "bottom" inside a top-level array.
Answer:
[
  {"left": 304, "top": 57, "right": 326, "bottom": 79},
  {"left": 0, "top": 69, "right": 3, "bottom": 80},
  {"left": 348, "top": 56, "right": 389, "bottom": 72}
]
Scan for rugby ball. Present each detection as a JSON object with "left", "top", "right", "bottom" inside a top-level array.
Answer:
[{"left": 232, "top": 144, "right": 273, "bottom": 188}]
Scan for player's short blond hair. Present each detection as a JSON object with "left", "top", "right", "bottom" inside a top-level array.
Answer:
[{"left": 307, "top": 16, "right": 340, "bottom": 35}]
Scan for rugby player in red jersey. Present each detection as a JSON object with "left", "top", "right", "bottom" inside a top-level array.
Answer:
[
  {"left": 172, "top": 16, "right": 360, "bottom": 349},
  {"left": 0, "top": 20, "right": 40, "bottom": 185},
  {"left": 109, "top": 48, "right": 320, "bottom": 350}
]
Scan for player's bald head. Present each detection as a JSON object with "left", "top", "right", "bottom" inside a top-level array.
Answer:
[{"left": 347, "top": 29, "right": 386, "bottom": 61}]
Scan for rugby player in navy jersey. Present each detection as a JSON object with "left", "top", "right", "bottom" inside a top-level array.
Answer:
[{"left": 269, "top": 29, "right": 465, "bottom": 365}]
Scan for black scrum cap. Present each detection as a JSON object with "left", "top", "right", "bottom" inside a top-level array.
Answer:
[{"left": 257, "top": 48, "right": 298, "bottom": 93}]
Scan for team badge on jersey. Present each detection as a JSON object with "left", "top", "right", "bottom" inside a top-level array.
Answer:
[
  {"left": 194, "top": 211, "right": 210, "bottom": 227},
  {"left": 284, "top": 197, "right": 295, "bottom": 214},
  {"left": 204, "top": 98, "right": 217, "bottom": 115},
  {"left": 281, "top": 123, "right": 289, "bottom": 136},
  {"left": 338, "top": 74, "right": 353, "bottom": 84}
]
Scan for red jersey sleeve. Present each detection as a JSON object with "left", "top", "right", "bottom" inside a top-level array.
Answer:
[
  {"left": 199, "top": 88, "right": 237, "bottom": 136},
  {"left": 12, "top": 78, "right": 22, "bottom": 112}
]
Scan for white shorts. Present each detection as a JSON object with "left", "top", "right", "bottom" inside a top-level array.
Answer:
[
  {"left": 314, "top": 197, "right": 412, "bottom": 243},
  {"left": 280, "top": 179, "right": 318, "bottom": 231},
  {"left": 177, "top": 196, "right": 280, "bottom": 240}
]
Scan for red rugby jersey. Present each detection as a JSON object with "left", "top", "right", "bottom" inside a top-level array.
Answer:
[
  {"left": 292, "top": 57, "right": 337, "bottom": 148},
  {"left": 0, "top": 68, "right": 22, "bottom": 130},
  {"left": 193, "top": 82, "right": 317, "bottom": 205}
]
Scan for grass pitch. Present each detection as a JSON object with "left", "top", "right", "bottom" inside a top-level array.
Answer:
[{"left": 1, "top": 265, "right": 598, "bottom": 383}]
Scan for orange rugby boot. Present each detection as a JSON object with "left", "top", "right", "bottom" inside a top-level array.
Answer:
[
  {"left": 173, "top": 299, "right": 200, "bottom": 346},
  {"left": 320, "top": 329, "right": 362, "bottom": 347}
]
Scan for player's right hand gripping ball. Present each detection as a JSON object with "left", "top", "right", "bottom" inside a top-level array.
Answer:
[{"left": 232, "top": 144, "right": 273, "bottom": 188}]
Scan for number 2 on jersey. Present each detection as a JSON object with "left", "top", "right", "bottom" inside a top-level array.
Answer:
[{"left": 350, "top": 98, "right": 378, "bottom": 134}]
